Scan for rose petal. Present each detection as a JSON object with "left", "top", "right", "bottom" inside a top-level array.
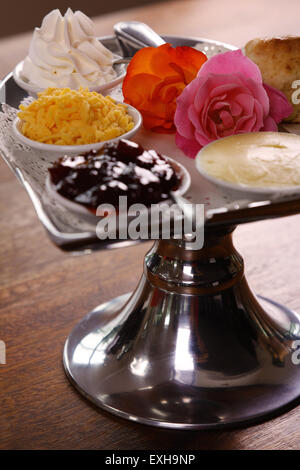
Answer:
[
  {"left": 207, "top": 117, "right": 218, "bottom": 138},
  {"left": 219, "top": 110, "right": 234, "bottom": 129},
  {"left": 202, "top": 94, "right": 227, "bottom": 132},
  {"left": 195, "top": 129, "right": 211, "bottom": 147},
  {"left": 175, "top": 131, "right": 202, "bottom": 158},
  {"left": 252, "top": 100, "right": 264, "bottom": 130},
  {"left": 264, "top": 83, "right": 293, "bottom": 123},
  {"left": 150, "top": 44, "right": 207, "bottom": 80},
  {"left": 140, "top": 108, "right": 169, "bottom": 130},
  {"left": 124, "top": 47, "right": 161, "bottom": 76},
  {"left": 242, "top": 77, "right": 270, "bottom": 117},
  {"left": 177, "top": 74, "right": 204, "bottom": 109},
  {"left": 152, "top": 76, "right": 184, "bottom": 103},
  {"left": 228, "top": 100, "right": 242, "bottom": 116},
  {"left": 174, "top": 101, "right": 195, "bottom": 140},
  {"left": 189, "top": 102, "right": 217, "bottom": 140},
  {"left": 198, "top": 50, "right": 262, "bottom": 83},
  {"left": 187, "top": 104, "right": 201, "bottom": 131},
  {"left": 194, "top": 74, "right": 243, "bottom": 110},
  {"left": 209, "top": 79, "right": 246, "bottom": 99},
  {"left": 261, "top": 115, "right": 278, "bottom": 131},
  {"left": 211, "top": 100, "right": 230, "bottom": 111},
  {"left": 234, "top": 92, "right": 254, "bottom": 116},
  {"left": 235, "top": 114, "right": 256, "bottom": 132},
  {"left": 168, "top": 45, "right": 207, "bottom": 83},
  {"left": 123, "top": 73, "right": 161, "bottom": 107}
]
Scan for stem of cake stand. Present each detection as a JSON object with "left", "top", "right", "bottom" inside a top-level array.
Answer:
[{"left": 63, "top": 224, "right": 300, "bottom": 429}]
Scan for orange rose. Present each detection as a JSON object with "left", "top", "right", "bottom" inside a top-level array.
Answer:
[{"left": 122, "top": 43, "right": 207, "bottom": 133}]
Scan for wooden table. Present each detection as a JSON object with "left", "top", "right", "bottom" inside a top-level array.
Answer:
[{"left": 0, "top": 0, "right": 299, "bottom": 450}]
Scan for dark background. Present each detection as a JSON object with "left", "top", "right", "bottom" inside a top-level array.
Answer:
[{"left": 1, "top": 0, "right": 168, "bottom": 38}]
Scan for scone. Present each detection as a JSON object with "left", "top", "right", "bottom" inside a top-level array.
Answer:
[{"left": 245, "top": 37, "right": 300, "bottom": 122}]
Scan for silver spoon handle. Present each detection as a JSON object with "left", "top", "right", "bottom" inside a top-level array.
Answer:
[
  {"left": 114, "top": 21, "right": 165, "bottom": 48},
  {"left": 113, "top": 57, "right": 132, "bottom": 65}
]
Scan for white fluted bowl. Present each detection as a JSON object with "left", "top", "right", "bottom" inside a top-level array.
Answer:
[{"left": 13, "top": 102, "right": 142, "bottom": 156}]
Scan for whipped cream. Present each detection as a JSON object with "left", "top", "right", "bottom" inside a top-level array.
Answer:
[
  {"left": 198, "top": 132, "right": 300, "bottom": 187},
  {"left": 22, "top": 9, "right": 117, "bottom": 89}
]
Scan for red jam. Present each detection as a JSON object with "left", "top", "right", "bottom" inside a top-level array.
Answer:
[{"left": 48, "top": 139, "right": 181, "bottom": 209}]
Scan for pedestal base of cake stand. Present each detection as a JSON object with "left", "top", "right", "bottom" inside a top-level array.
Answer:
[{"left": 63, "top": 228, "right": 300, "bottom": 429}]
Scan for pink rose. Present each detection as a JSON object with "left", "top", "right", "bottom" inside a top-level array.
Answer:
[{"left": 174, "top": 50, "right": 293, "bottom": 158}]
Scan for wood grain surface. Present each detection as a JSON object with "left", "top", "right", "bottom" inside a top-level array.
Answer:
[{"left": 0, "top": 0, "right": 299, "bottom": 450}]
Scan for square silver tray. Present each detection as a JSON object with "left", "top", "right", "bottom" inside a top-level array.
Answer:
[{"left": 1, "top": 35, "right": 299, "bottom": 253}]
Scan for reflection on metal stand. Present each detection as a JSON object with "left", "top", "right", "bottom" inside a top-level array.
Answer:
[{"left": 63, "top": 223, "right": 300, "bottom": 429}]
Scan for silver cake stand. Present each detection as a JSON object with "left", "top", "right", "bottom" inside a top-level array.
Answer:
[
  {"left": 63, "top": 203, "right": 300, "bottom": 429},
  {"left": 1, "top": 35, "right": 300, "bottom": 430}
]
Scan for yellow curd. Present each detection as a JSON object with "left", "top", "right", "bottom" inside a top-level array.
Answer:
[{"left": 18, "top": 87, "right": 134, "bottom": 146}]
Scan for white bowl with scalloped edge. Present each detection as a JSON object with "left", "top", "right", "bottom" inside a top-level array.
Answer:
[
  {"left": 195, "top": 132, "right": 300, "bottom": 202},
  {"left": 12, "top": 101, "right": 142, "bottom": 157},
  {"left": 13, "top": 58, "right": 127, "bottom": 98},
  {"left": 45, "top": 154, "right": 191, "bottom": 225}
]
